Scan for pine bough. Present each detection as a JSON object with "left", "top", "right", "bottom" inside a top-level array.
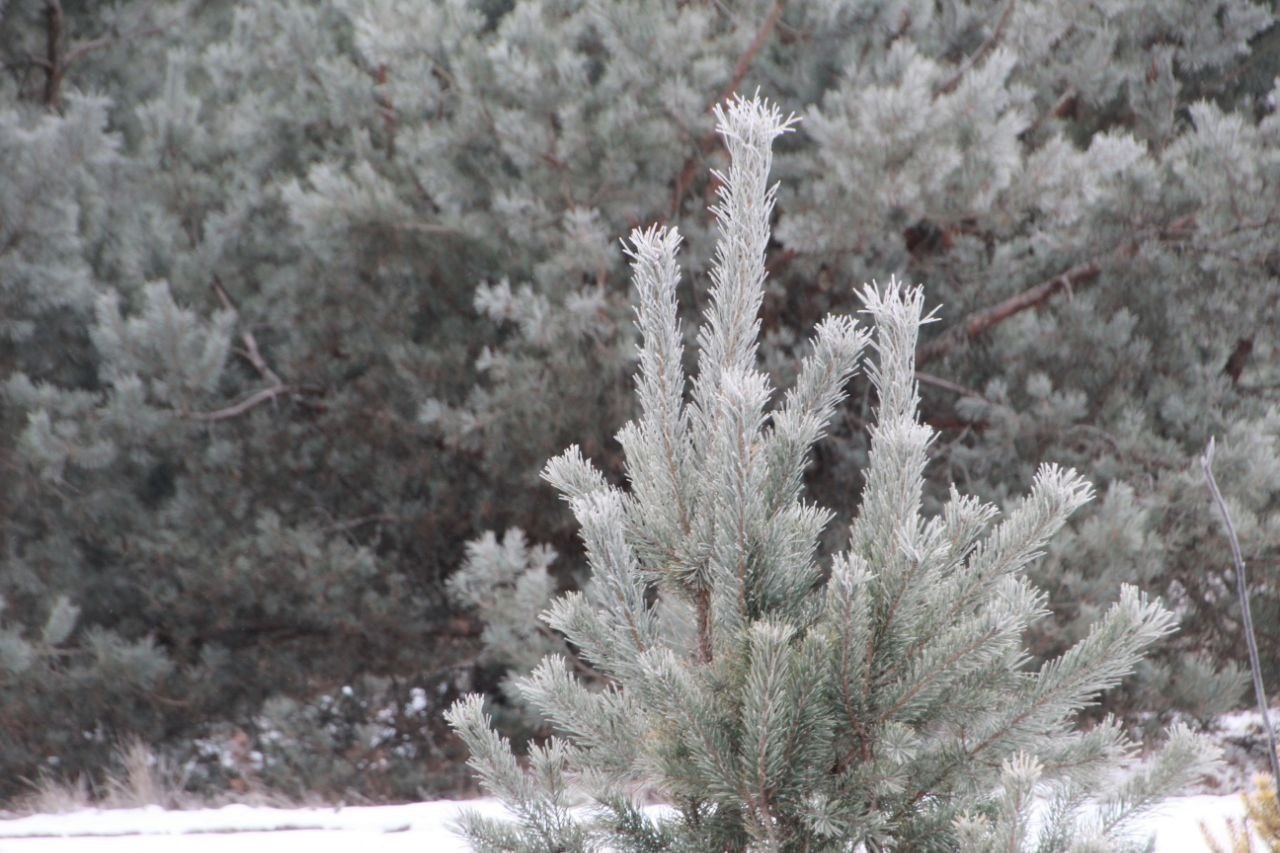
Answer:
[{"left": 446, "top": 95, "right": 1217, "bottom": 852}]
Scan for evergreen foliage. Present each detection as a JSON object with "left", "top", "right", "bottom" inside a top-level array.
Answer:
[
  {"left": 1, "top": 0, "right": 1277, "bottom": 801},
  {"left": 446, "top": 96, "right": 1219, "bottom": 851}
]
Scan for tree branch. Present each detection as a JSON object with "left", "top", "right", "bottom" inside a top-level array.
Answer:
[
  {"left": 916, "top": 262, "right": 1099, "bottom": 366},
  {"left": 185, "top": 385, "right": 295, "bottom": 422},
  {"left": 390, "top": 220, "right": 464, "bottom": 236},
  {"left": 42, "top": 0, "right": 64, "bottom": 110},
  {"left": 696, "top": 584, "right": 713, "bottom": 664},
  {"left": 211, "top": 277, "right": 282, "bottom": 387},
  {"left": 915, "top": 214, "right": 1196, "bottom": 367},
  {"left": 1223, "top": 337, "right": 1254, "bottom": 385},
  {"left": 57, "top": 21, "right": 170, "bottom": 78},
  {"left": 935, "top": 0, "right": 1017, "bottom": 97},
  {"left": 1022, "top": 86, "right": 1078, "bottom": 139},
  {"left": 717, "top": 0, "right": 785, "bottom": 109},
  {"left": 319, "top": 513, "right": 409, "bottom": 534},
  {"left": 36, "top": 2, "right": 185, "bottom": 111},
  {"left": 61, "top": 36, "right": 113, "bottom": 69},
  {"left": 915, "top": 370, "right": 985, "bottom": 399},
  {"left": 668, "top": 1, "right": 786, "bottom": 219}
]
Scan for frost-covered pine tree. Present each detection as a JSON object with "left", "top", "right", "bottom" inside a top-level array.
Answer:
[{"left": 446, "top": 95, "right": 1217, "bottom": 851}]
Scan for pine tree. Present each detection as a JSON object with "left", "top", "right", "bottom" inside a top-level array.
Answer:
[{"left": 446, "top": 95, "right": 1218, "bottom": 852}]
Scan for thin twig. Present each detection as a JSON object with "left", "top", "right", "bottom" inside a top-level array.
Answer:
[
  {"left": 319, "top": 513, "right": 408, "bottom": 533},
  {"left": 1022, "top": 87, "right": 1078, "bottom": 139},
  {"left": 211, "top": 277, "right": 282, "bottom": 386},
  {"left": 716, "top": 0, "right": 785, "bottom": 109},
  {"left": 935, "top": 0, "right": 1017, "bottom": 97},
  {"left": 1202, "top": 437, "right": 1280, "bottom": 795},
  {"left": 42, "top": 0, "right": 64, "bottom": 109},
  {"left": 390, "top": 220, "right": 464, "bottom": 236},
  {"left": 915, "top": 371, "right": 985, "bottom": 400},
  {"left": 185, "top": 385, "right": 295, "bottom": 422},
  {"left": 668, "top": 1, "right": 786, "bottom": 219}
]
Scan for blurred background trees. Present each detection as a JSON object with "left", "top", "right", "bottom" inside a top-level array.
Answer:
[{"left": 1, "top": 0, "right": 1277, "bottom": 802}]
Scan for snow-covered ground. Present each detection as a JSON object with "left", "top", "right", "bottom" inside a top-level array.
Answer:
[
  {"left": 0, "top": 794, "right": 1252, "bottom": 852},
  {"left": 0, "top": 800, "right": 494, "bottom": 852}
]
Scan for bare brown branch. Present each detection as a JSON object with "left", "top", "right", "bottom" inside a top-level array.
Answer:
[
  {"left": 1023, "top": 87, "right": 1079, "bottom": 139},
  {"left": 668, "top": 1, "right": 786, "bottom": 219},
  {"left": 935, "top": 0, "right": 1017, "bottom": 97},
  {"left": 915, "top": 371, "right": 985, "bottom": 399},
  {"left": 1223, "top": 337, "right": 1254, "bottom": 385},
  {"left": 717, "top": 0, "right": 785, "bottom": 109},
  {"left": 42, "top": 0, "right": 64, "bottom": 110},
  {"left": 61, "top": 36, "right": 113, "bottom": 69},
  {"left": 391, "top": 220, "right": 464, "bottom": 236},
  {"left": 915, "top": 214, "right": 1197, "bottom": 367},
  {"left": 320, "top": 513, "right": 409, "bottom": 533},
  {"left": 185, "top": 385, "right": 294, "bottom": 422},
  {"left": 916, "top": 262, "right": 1099, "bottom": 366},
  {"left": 37, "top": 2, "right": 182, "bottom": 111},
  {"left": 210, "top": 277, "right": 283, "bottom": 387},
  {"left": 373, "top": 64, "right": 396, "bottom": 159},
  {"left": 696, "top": 584, "right": 713, "bottom": 664}
]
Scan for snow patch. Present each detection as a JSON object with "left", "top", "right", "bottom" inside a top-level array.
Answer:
[{"left": 0, "top": 796, "right": 1253, "bottom": 852}]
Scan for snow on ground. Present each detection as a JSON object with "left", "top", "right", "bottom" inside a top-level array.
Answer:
[
  {"left": 0, "top": 799, "right": 498, "bottom": 852},
  {"left": 0, "top": 795, "right": 1251, "bottom": 852}
]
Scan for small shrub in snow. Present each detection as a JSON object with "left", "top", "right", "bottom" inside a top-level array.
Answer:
[{"left": 447, "top": 95, "right": 1219, "bottom": 851}]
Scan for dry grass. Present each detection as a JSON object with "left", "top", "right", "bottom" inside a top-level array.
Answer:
[
  {"left": 100, "top": 737, "right": 192, "bottom": 810},
  {"left": 8, "top": 737, "right": 331, "bottom": 816},
  {"left": 13, "top": 738, "right": 193, "bottom": 815},
  {"left": 1202, "top": 770, "right": 1280, "bottom": 853},
  {"left": 14, "top": 772, "right": 93, "bottom": 815}
]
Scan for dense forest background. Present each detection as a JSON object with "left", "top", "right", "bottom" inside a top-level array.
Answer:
[{"left": 1, "top": 0, "right": 1278, "bottom": 804}]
